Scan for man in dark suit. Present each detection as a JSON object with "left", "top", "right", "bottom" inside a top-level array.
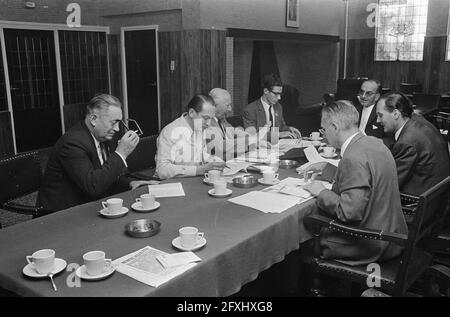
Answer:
[
  {"left": 38, "top": 94, "right": 151, "bottom": 212},
  {"left": 376, "top": 93, "right": 450, "bottom": 196},
  {"left": 303, "top": 100, "right": 407, "bottom": 266},
  {"left": 355, "top": 79, "right": 393, "bottom": 145},
  {"left": 242, "top": 74, "right": 301, "bottom": 141}
]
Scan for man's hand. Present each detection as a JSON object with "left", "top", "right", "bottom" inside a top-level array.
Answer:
[
  {"left": 297, "top": 161, "right": 328, "bottom": 180},
  {"left": 116, "top": 130, "right": 139, "bottom": 158},
  {"left": 130, "top": 180, "right": 160, "bottom": 190},
  {"left": 303, "top": 180, "right": 326, "bottom": 197},
  {"left": 196, "top": 162, "right": 226, "bottom": 175},
  {"left": 288, "top": 127, "right": 302, "bottom": 139}
]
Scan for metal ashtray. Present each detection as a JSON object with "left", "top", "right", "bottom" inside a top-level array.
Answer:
[
  {"left": 125, "top": 219, "right": 161, "bottom": 238},
  {"left": 232, "top": 175, "right": 257, "bottom": 188},
  {"left": 278, "top": 159, "right": 300, "bottom": 169}
]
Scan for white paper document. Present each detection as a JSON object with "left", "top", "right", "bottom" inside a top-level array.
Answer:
[
  {"left": 261, "top": 177, "right": 333, "bottom": 199},
  {"left": 221, "top": 161, "right": 255, "bottom": 176},
  {"left": 228, "top": 191, "right": 301, "bottom": 214},
  {"left": 147, "top": 183, "right": 185, "bottom": 198},
  {"left": 156, "top": 252, "right": 201, "bottom": 269},
  {"left": 113, "top": 246, "right": 196, "bottom": 288},
  {"left": 298, "top": 146, "right": 340, "bottom": 172}
]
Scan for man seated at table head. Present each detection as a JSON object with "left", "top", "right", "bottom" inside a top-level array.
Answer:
[
  {"left": 356, "top": 79, "right": 393, "bottom": 145},
  {"left": 38, "top": 94, "right": 144, "bottom": 212},
  {"left": 376, "top": 92, "right": 450, "bottom": 196},
  {"left": 303, "top": 100, "right": 408, "bottom": 266},
  {"left": 154, "top": 93, "right": 225, "bottom": 180},
  {"left": 242, "top": 73, "right": 301, "bottom": 141},
  {"left": 206, "top": 88, "right": 269, "bottom": 160}
]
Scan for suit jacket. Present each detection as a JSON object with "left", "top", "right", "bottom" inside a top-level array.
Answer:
[
  {"left": 356, "top": 104, "right": 394, "bottom": 146},
  {"left": 242, "top": 98, "right": 289, "bottom": 132},
  {"left": 316, "top": 133, "right": 408, "bottom": 266},
  {"left": 37, "top": 121, "right": 129, "bottom": 211},
  {"left": 390, "top": 116, "right": 450, "bottom": 196}
]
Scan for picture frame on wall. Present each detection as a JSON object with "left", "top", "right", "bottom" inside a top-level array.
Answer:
[{"left": 286, "top": 0, "right": 300, "bottom": 28}]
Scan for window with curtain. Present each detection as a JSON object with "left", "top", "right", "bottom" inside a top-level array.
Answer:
[
  {"left": 0, "top": 43, "right": 6, "bottom": 111},
  {"left": 58, "top": 30, "right": 109, "bottom": 105},
  {"left": 375, "top": 0, "right": 428, "bottom": 61}
]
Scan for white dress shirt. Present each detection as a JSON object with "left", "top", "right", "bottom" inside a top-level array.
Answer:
[
  {"left": 155, "top": 114, "right": 223, "bottom": 180},
  {"left": 261, "top": 97, "right": 275, "bottom": 126},
  {"left": 359, "top": 104, "right": 375, "bottom": 134},
  {"left": 394, "top": 120, "right": 409, "bottom": 141}
]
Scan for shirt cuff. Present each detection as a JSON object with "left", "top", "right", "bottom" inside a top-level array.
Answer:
[{"left": 115, "top": 151, "right": 128, "bottom": 167}]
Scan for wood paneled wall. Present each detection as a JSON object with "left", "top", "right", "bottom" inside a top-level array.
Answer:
[
  {"left": 0, "top": 111, "right": 14, "bottom": 157},
  {"left": 343, "top": 36, "right": 450, "bottom": 94}
]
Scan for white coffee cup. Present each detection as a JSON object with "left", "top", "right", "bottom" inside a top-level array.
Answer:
[
  {"left": 26, "top": 249, "right": 55, "bottom": 274},
  {"left": 179, "top": 227, "right": 204, "bottom": 249},
  {"left": 323, "top": 146, "right": 336, "bottom": 157},
  {"left": 204, "top": 170, "right": 221, "bottom": 183},
  {"left": 213, "top": 178, "right": 227, "bottom": 195},
  {"left": 310, "top": 132, "right": 320, "bottom": 140},
  {"left": 101, "top": 198, "right": 123, "bottom": 213},
  {"left": 136, "top": 193, "right": 155, "bottom": 209},
  {"left": 263, "top": 170, "right": 279, "bottom": 184},
  {"left": 83, "top": 251, "right": 112, "bottom": 276}
]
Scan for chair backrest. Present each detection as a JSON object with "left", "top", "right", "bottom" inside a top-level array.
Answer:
[
  {"left": 0, "top": 151, "right": 42, "bottom": 204},
  {"left": 412, "top": 93, "right": 441, "bottom": 114},
  {"left": 400, "top": 83, "right": 423, "bottom": 95},
  {"left": 126, "top": 135, "right": 158, "bottom": 173},
  {"left": 336, "top": 77, "right": 368, "bottom": 106},
  {"left": 394, "top": 175, "right": 450, "bottom": 296}
]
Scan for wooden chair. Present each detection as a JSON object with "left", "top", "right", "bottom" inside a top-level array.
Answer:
[
  {"left": 412, "top": 93, "right": 441, "bottom": 117},
  {"left": 125, "top": 134, "right": 159, "bottom": 180},
  {"left": 0, "top": 151, "right": 53, "bottom": 218},
  {"left": 304, "top": 176, "right": 450, "bottom": 296}
]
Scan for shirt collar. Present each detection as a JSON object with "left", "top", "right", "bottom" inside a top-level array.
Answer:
[
  {"left": 261, "top": 97, "right": 271, "bottom": 110},
  {"left": 341, "top": 132, "right": 359, "bottom": 157},
  {"left": 89, "top": 132, "right": 101, "bottom": 149},
  {"left": 395, "top": 120, "right": 409, "bottom": 141}
]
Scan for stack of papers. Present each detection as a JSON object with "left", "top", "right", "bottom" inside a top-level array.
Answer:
[
  {"left": 228, "top": 191, "right": 301, "bottom": 214},
  {"left": 147, "top": 183, "right": 185, "bottom": 198},
  {"left": 221, "top": 161, "right": 254, "bottom": 176},
  {"left": 113, "top": 246, "right": 197, "bottom": 288},
  {"left": 156, "top": 252, "right": 201, "bottom": 269},
  {"left": 298, "top": 146, "right": 340, "bottom": 172}
]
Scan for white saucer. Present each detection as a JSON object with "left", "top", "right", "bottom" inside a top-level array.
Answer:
[
  {"left": 23, "top": 258, "right": 67, "bottom": 278},
  {"left": 320, "top": 152, "right": 338, "bottom": 159},
  {"left": 99, "top": 207, "right": 129, "bottom": 218},
  {"left": 131, "top": 201, "right": 160, "bottom": 212},
  {"left": 172, "top": 236, "right": 207, "bottom": 251},
  {"left": 75, "top": 264, "right": 115, "bottom": 281},
  {"left": 257, "top": 178, "right": 281, "bottom": 186},
  {"left": 306, "top": 137, "right": 323, "bottom": 141},
  {"left": 203, "top": 178, "right": 214, "bottom": 186},
  {"left": 208, "top": 188, "right": 232, "bottom": 198}
]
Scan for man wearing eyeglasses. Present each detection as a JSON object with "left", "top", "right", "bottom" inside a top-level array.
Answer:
[
  {"left": 38, "top": 94, "right": 147, "bottom": 212},
  {"left": 242, "top": 74, "right": 302, "bottom": 142},
  {"left": 356, "top": 79, "right": 389, "bottom": 143}
]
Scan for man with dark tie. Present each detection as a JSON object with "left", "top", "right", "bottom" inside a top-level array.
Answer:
[
  {"left": 38, "top": 94, "right": 146, "bottom": 212},
  {"left": 376, "top": 92, "right": 450, "bottom": 196},
  {"left": 242, "top": 74, "right": 301, "bottom": 141},
  {"left": 206, "top": 88, "right": 268, "bottom": 160}
]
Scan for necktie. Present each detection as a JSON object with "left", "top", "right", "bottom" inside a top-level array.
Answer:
[
  {"left": 218, "top": 119, "right": 226, "bottom": 138},
  {"left": 269, "top": 105, "right": 274, "bottom": 128},
  {"left": 99, "top": 143, "right": 107, "bottom": 165}
]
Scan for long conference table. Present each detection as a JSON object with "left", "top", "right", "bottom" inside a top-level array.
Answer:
[{"left": 0, "top": 168, "right": 318, "bottom": 297}]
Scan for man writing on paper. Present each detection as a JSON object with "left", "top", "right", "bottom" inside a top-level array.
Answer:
[
  {"left": 206, "top": 88, "right": 270, "bottom": 161},
  {"left": 154, "top": 94, "right": 225, "bottom": 180},
  {"left": 243, "top": 74, "right": 301, "bottom": 142},
  {"left": 38, "top": 94, "right": 149, "bottom": 212},
  {"left": 302, "top": 100, "right": 407, "bottom": 266}
]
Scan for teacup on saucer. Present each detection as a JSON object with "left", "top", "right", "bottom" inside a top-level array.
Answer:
[{"left": 172, "top": 236, "right": 207, "bottom": 252}]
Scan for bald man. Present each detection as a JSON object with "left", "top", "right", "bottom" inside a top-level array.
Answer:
[{"left": 206, "top": 88, "right": 268, "bottom": 160}]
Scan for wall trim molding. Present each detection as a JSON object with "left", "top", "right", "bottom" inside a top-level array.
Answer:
[{"left": 227, "top": 28, "right": 340, "bottom": 43}]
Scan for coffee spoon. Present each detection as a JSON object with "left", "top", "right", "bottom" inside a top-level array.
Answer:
[{"left": 47, "top": 273, "right": 57, "bottom": 291}]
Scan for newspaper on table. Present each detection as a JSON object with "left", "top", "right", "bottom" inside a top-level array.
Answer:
[
  {"left": 298, "top": 146, "right": 340, "bottom": 172},
  {"left": 147, "top": 182, "right": 185, "bottom": 198},
  {"left": 221, "top": 161, "right": 255, "bottom": 176},
  {"left": 113, "top": 246, "right": 197, "bottom": 288}
]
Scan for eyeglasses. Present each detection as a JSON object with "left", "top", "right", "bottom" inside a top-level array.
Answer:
[
  {"left": 358, "top": 90, "right": 377, "bottom": 98},
  {"left": 120, "top": 118, "right": 143, "bottom": 136},
  {"left": 270, "top": 90, "right": 282, "bottom": 97}
]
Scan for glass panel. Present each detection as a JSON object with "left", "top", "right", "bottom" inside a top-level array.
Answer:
[
  {"left": 58, "top": 31, "right": 109, "bottom": 105},
  {"left": 375, "top": 0, "right": 428, "bottom": 61},
  {"left": 0, "top": 39, "right": 7, "bottom": 111}
]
